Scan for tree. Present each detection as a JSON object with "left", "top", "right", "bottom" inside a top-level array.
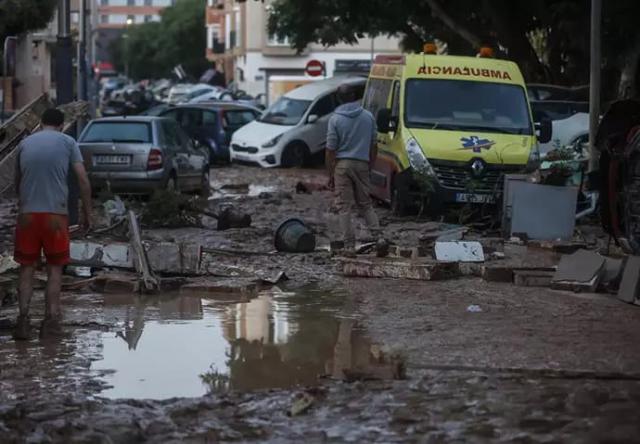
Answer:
[
  {"left": 0, "top": 0, "right": 57, "bottom": 71},
  {"left": 112, "top": 0, "right": 208, "bottom": 80},
  {"left": 262, "top": 0, "right": 640, "bottom": 100}
]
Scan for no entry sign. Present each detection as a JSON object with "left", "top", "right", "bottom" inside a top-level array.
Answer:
[{"left": 305, "top": 59, "right": 325, "bottom": 77}]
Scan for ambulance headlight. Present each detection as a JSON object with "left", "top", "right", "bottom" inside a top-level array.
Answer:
[{"left": 406, "top": 138, "right": 435, "bottom": 176}]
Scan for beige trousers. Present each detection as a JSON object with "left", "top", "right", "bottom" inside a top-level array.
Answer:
[{"left": 334, "top": 159, "right": 380, "bottom": 247}]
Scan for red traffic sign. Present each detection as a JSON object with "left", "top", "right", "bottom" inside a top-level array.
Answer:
[{"left": 305, "top": 59, "right": 325, "bottom": 77}]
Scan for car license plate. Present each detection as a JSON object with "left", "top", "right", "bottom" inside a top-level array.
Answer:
[
  {"left": 455, "top": 193, "right": 495, "bottom": 204},
  {"left": 95, "top": 155, "right": 130, "bottom": 165}
]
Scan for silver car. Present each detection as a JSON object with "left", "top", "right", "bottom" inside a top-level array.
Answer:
[{"left": 79, "top": 116, "right": 210, "bottom": 194}]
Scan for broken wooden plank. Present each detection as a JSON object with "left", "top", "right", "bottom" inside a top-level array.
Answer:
[
  {"left": 127, "top": 210, "right": 159, "bottom": 292},
  {"left": 340, "top": 257, "right": 460, "bottom": 281}
]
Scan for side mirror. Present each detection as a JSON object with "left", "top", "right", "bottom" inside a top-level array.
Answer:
[
  {"left": 307, "top": 114, "right": 319, "bottom": 124},
  {"left": 376, "top": 108, "right": 393, "bottom": 133},
  {"left": 535, "top": 119, "right": 552, "bottom": 144}
]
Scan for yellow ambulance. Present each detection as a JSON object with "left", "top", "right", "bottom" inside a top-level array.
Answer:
[{"left": 364, "top": 54, "right": 551, "bottom": 214}]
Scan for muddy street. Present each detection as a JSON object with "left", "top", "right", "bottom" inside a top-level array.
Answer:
[{"left": 1, "top": 165, "right": 640, "bottom": 443}]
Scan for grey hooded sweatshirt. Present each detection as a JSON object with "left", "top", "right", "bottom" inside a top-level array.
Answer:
[{"left": 326, "top": 102, "right": 377, "bottom": 162}]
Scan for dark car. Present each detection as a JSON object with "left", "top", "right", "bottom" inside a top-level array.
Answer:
[
  {"left": 159, "top": 103, "right": 261, "bottom": 162},
  {"left": 79, "top": 116, "right": 210, "bottom": 195}
]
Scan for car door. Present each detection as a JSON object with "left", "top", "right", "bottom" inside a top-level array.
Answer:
[
  {"left": 176, "top": 125, "right": 202, "bottom": 190},
  {"left": 163, "top": 120, "right": 191, "bottom": 189},
  {"left": 295, "top": 93, "right": 336, "bottom": 154}
]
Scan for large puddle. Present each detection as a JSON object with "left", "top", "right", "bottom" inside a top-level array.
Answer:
[{"left": 91, "top": 287, "right": 377, "bottom": 400}]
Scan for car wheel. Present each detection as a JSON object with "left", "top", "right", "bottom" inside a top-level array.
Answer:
[
  {"left": 281, "top": 143, "right": 308, "bottom": 168},
  {"left": 200, "top": 168, "right": 211, "bottom": 198}
]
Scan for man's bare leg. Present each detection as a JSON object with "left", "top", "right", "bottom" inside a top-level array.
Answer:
[
  {"left": 44, "top": 264, "right": 63, "bottom": 319},
  {"left": 14, "top": 265, "right": 35, "bottom": 340}
]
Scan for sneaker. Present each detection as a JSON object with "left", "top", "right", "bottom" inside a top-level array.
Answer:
[
  {"left": 39, "top": 317, "right": 64, "bottom": 339},
  {"left": 13, "top": 315, "right": 32, "bottom": 341}
]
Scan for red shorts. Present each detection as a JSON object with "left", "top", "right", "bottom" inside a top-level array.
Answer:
[{"left": 14, "top": 213, "right": 70, "bottom": 266}]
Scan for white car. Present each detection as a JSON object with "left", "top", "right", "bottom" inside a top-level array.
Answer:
[
  {"left": 230, "top": 77, "right": 366, "bottom": 168},
  {"left": 531, "top": 101, "right": 589, "bottom": 156}
]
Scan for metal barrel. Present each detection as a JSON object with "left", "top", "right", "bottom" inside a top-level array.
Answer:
[{"left": 274, "top": 218, "right": 316, "bottom": 253}]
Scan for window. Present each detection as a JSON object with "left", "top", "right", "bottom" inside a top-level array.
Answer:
[
  {"left": 144, "top": 15, "right": 152, "bottom": 23},
  {"left": 100, "top": 14, "right": 109, "bottom": 24},
  {"left": 162, "top": 120, "right": 181, "bottom": 151},
  {"left": 161, "top": 109, "right": 180, "bottom": 122},
  {"left": 100, "top": 0, "right": 109, "bottom": 5},
  {"left": 223, "top": 110, "right": 257, "bottom": 128},
  {"left": 81, "top": 122, "right": 152, "bottom": 143},
  {"left": 180, "top": 109, "right": 204, "bottom": 131},
  {"left": 309, "top": 94, "right": 336, "bottom": 118},
  {"left": 391, "top": 81, "right": 401, "bottom": 119},
  {"left": 127, "top": 14, "right": 135, "bottom": 24},
  {"left": 203, "top": 111, "right": 217, "bottom": 126},
  {"left": 363, "top": 78, "right": 393, "bottom": 119},
  {"left": 267, "top": 32, "right": 290, "bottom": 47},
  {"left": 127, "top": 0, "right": 135, "bottom": 6},
  {"left": 404, "top": 79, "right": 533, "bottom": 135},
  {"left": 259, "top": 98, "right": 312, "bottom": 126},
  {"left": 145, "top": 0, "right": 152, "bottom": 5}
]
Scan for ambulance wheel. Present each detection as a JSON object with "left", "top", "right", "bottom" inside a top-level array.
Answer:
[{"left": 390, "top": 175, "right": 409, "bottom": 216}]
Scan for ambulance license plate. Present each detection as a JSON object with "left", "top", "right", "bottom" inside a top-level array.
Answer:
[{"left": 455, "top": 193, "right": 495, "bottom": 204}]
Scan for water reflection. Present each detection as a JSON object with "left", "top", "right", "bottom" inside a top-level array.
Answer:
[{"left": 92, "top": 289, "right": 384, "bottom": 400}]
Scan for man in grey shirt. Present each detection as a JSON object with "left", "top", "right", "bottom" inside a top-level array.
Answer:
[
  {"left": 13, "top": 108, "right": 92, "bottom": 340},
  {"left": 326, "top": 83, "right": 381, "bottom": 255}
]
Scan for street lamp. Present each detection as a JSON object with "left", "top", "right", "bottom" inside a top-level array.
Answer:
[{"left": 124, "top": 17, "right": 133, "bottom": 78}]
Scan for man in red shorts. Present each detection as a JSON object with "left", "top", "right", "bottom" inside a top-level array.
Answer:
[{"left": 13, "top": 108, "right": 92, "bottom": 340}]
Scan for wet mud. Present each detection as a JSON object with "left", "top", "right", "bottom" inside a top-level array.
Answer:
[{"left": 1, "top": 166, "right": 640, "bottom": 442}]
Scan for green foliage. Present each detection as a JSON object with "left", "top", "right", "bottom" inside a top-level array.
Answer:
[
  {"left": 0, "top": 0, "right": 57, "bottom": 41},
  {"left": 112, "top": 0, "right": 208, "bottom": 80},
  {"left": 258, "top": 0, "right": 640, "bottom": 97}
]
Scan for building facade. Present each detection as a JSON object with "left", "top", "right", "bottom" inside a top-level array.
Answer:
[
  {"left": 92, "top": 0, "right": 174, "bottom": 64},
  {"left": 205, "top": 0, "right": 401, "bottom": 104}
]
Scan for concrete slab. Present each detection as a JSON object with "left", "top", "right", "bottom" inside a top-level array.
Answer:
[
  {"left": 340, "top": 257, "right": 460, "bottom": 281},
  {"left": 435, "top": 242, "right": 485, "bottom": 263},
  {"left": 551, "top": 249, "right": 606, "bottom": 292},
  {"left": 70, "top": 241, "right": 133, "bottom": 268},
  {"left": 617, "top": 256, "right": 640, "bottom": 305},
  {"left": 513, "top": 270, "right": 555, "bottom": 287}
]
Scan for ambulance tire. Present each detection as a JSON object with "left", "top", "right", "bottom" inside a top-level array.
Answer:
[{"left": 390, "top": 175, "right": 409, "bottom": 217}]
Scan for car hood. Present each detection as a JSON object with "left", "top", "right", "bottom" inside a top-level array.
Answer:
[{"left": 231, "top": 120, "right": 293, "bottom": 147}]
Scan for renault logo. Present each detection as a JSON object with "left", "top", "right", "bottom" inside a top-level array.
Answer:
[{"left": 470, "top": 159, "right": 486, "bottom": 177}]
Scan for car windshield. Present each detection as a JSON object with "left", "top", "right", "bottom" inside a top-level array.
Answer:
[
  {"left": 225, "top": 110, "right": 258, "bottom": 127},
  {"left": 259, "top": 97, "right": 311, "bottom": 125},
  {"left": 405, "top": 79, "right": 533, "bottom": 135},
  {"left": 81, "top": 122, "right": 152, "bottom": 143}
]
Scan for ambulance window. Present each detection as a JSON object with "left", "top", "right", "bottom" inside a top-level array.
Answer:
[
  {"left": 391, "top": 81, "right": 401, "bottom": 119},
  {"left": 363, "top": 78, "right": 393, "bottom": 118}
]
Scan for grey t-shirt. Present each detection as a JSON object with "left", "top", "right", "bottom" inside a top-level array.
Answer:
[{"left": 17, "top": 129, "right": 83, "bottom": 215}]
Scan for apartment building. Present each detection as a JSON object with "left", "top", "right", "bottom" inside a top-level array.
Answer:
[
  {"left": 93, "top": 0, "right": 175, "bottom": 64},
  {"left": 205, "top": 0, "right": 401, "bottom": 103}
]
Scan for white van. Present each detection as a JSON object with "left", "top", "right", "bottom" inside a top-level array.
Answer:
[{"left": 230, "top": 77, "right": 366, "bottom": 168}]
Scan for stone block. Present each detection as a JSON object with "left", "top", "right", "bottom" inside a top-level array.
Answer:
[{"left": 340, "top": 257, "right": 459, "bottom": 281}]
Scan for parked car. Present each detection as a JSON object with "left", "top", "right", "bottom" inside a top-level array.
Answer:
[
  {"left": 160, "top": 103, "right": 261, "bottom": 162},
  {"left": 230, "top": 77, "right": 366, "bottom": 168},
  {"left": 527, "top": 83, "right": 589, "bottom": 102},
  {"left": 78, "top": 116, "right": 210, "bottom": 195},
  {"left": 531, "top": 100, "right": 589, "bottom": 156}
]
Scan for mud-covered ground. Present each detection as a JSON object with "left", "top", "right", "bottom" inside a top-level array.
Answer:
[{"left": 1, "top": 165, "right": 640, "bottom": 443}]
